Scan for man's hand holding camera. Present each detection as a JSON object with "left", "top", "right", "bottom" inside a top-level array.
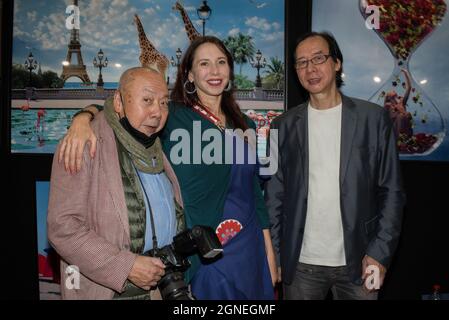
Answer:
[{"left": 128, "top": 255, "right": 166, "bottom": 290}]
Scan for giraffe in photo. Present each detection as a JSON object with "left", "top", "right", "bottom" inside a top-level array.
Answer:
[
  {"left": 173, "top": 1, "right": 201, "bottom": 42},
  {"left": 133, "top": 14, "right": 169, "bottom": 75}
]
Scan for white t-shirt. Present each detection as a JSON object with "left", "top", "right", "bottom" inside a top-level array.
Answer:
[{"left": 299, "top": 103, "right": 346, "bottom": 266}]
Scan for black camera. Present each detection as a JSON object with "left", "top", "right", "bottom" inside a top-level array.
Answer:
[{"left": 144, "top": 225, "right": 223, "bottom": 300}]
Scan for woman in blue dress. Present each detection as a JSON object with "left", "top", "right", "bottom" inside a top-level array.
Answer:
[{"left": 163, "top": 36, "right": 276, "bottom": 299}]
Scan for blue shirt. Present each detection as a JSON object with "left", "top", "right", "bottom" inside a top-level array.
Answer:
[{"left": 136, "top": 170, "right": 177, "bottom": 253}]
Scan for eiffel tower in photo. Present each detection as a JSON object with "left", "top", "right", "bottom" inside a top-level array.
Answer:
[{"left": 60, "top": 0, "right": 91, "bottom": 84}]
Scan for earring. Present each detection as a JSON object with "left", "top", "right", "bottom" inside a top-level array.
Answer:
[
  {"left": 184, "top": 80, "right": 197, "bottom": 94},
  {"left": 224, "top": 80, "right": 232, "bottom": 92}
]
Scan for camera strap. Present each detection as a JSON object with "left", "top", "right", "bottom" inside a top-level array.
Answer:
[{"left": 135, "top": 167, "right": 159, "bottom": 251}]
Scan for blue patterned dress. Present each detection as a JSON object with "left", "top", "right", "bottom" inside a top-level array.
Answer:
[{"left": 190, "top": 134, "right": 274, "bottom": 300}]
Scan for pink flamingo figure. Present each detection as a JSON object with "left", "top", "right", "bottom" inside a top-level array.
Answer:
[{"left": 36, "top": 108, "right": 46, "bottom": 133}]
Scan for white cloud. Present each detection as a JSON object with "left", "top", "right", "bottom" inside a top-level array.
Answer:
[
  {"left": 30, "top": 13, "right": 67, "bottom": 50},
  {"left": 194, "top": 19, "right": 203, "bottom": 28},
  {"left": 208, "top": 30, "right": 222, "bottom": 39},
  {"left": 144, "top": 8, "right": 155, "bottom": 15},
  {"left": 261, "top": 31, "right": 283, "bottom": 42},
  {"left": 13, "top": 1, "right": 31, "bottom": 39},
  {"left": 14, "top": 0, "right": 140, "bottom": 52},
  {"left": 245, "top": 16, "right": 275, "bottom": 32},
  {"left": 228, "top": 28, "right": 240, "bottom": 37},
  {"left": 77, "top": 1, "right": 138, "bottom": 50},
  {"left": 27, "top": 11, "right": 38, "bottom": 22},
  {"left": 14, "top": 0, "right": 22, "bottom": 24},
  {"left": 13, "top": 25, "right": 29, "bottom": 38},
  {"left": 184, "top": 6, "right": 196, "bottom": 12},
  {"left": 111, "top": 38, "right": 130, "bottom": 45},
  {"left": 111, "top": 0, "right": 128, "bottom": 7},
  {"left": 166, "top": 26, "right": 189, "bottom": 51}
]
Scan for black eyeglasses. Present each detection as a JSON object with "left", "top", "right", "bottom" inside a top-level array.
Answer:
[{"left": 295, "top": 54, "right": 331, "bottom": 69}]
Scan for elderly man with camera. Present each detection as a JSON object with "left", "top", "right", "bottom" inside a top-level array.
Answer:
[{"left": 48, "top": 67, "right": 220, "bottom": 300}]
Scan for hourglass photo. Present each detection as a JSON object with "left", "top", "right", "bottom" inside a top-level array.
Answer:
[
  {"left": 360, "top": 0, "right": 447, "bottom": 156},
  {"left": 312, "top": 0, "right": 449, "bottom": 161}
]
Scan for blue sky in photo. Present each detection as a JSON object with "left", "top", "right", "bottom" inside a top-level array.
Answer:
[
  {"left": 312, "top": 0, "right": 449, "bottom": 161},
  {"left": 12, "top": 0, "right": 284, "bottom": 84}
]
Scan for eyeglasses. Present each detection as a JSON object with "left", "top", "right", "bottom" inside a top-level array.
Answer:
[{"left": 295, "top": 54, "right": 331, "bottom": 69}]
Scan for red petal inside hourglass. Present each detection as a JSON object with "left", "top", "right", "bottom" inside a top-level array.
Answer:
[{"left": 362, "top": 0, "right": 447, "bottom": 60}]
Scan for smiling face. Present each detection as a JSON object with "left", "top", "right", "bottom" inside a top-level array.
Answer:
[
  {"left": 114, "top": 69, "right": 169, "bottom": 136},
  {"left": 188, "top": 42, "right": 231, "bottom": 100},
  {"left": 295, "top": 36, "right": 341, "bottom": 97}
]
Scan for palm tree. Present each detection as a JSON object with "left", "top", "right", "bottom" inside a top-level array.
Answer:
[
  {"left": 263, "top": 56, "right": 285, "bottom": 90},
  {"left": 224, "top": 33, "right": 255, "bottom": 75}
]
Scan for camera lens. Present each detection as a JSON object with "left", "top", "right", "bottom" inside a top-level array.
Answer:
[
  {"left": 158, "top": 271, "right": 194, "bottom": 300},
  {"left": 192, "top": 225, "right": 203, "bottom": 237}
]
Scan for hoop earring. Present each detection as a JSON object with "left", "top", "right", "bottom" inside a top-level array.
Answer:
[
  {"left": 184, "top": 80, "right": 197, "bottom": 94},
  {"left": 224, "top": 80, "right": 232, "bottom": 92}
]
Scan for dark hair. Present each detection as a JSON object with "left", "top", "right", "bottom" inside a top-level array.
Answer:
[
  {"left": 171, "top": 36, "right": 248, "bottom": 131},
  {"left": 294, "top": 31, "right": 344, "bottom": 88}
]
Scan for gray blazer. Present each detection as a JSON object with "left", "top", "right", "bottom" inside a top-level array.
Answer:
[{"left": 265, "top": 94, "right": 406, "bottom": 285}]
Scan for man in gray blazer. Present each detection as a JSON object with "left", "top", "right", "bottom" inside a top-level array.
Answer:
[{"left": 265, "top": 32, "right": 405, "bottom": 300}]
